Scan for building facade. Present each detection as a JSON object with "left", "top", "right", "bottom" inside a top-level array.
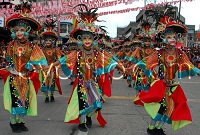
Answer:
[
  {"left": 117, "top": 5, "right": 186, "bottom": 41},
  {"left": 186, "top": 25, "right": 195, "bottom": 47},
  {"left": 117, "top": 21, "right": 138, "bottom": 40},
  {"left": 195, "top": 30, "right": 200, "bottom": 48}
]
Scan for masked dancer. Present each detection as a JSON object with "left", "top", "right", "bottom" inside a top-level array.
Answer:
[
  {"left": 40, "top": 19, "right": 63, "bottom": 103},
  {"left": 47, "top": 4, "right": 126, "bottom": 133},
  {"left": 3, "top": 2, "right": 47, "bottom": 133},
  {"left": 133, "top": 15, "right": 200, "bottom": 135}
]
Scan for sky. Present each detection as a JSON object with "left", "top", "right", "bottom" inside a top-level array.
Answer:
[{"left": 95, "top": 0, "right": 200, "bottom": 38}]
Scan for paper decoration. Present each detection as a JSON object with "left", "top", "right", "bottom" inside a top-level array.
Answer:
[{"left": 0, "top": 0, "right": 194, "bottom": 22}]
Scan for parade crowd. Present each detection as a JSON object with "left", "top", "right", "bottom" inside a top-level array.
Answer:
[{"left": 0, "top": 2, "right": 200, "bottom": 135}]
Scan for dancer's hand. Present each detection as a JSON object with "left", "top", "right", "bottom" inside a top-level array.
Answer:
[
  {"left": 125, "top": 67, "right": 132, "bottom": 75},
  {"left": 117, "top": 62, "right": 125, "bottom": 73},
  {"left": 125, "top": 65, "right": 135, "bottom": 75},
  {"left": 43, "top": 65, "right": 50, "bottom": 73}
]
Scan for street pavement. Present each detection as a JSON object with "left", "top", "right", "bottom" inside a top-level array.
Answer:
[{"left": 0, "top": 70, "right": 200, "bottom": 135}]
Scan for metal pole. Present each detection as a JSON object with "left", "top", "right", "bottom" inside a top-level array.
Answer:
[
  {"left": 57, "top": 14, "right": 60, "bottom": 38},
  {"left": 57, "top": 0, "right": 60, "bottom": 38},
  {"left": 178, "top": 0, "right": 181, "bottom": 22}
]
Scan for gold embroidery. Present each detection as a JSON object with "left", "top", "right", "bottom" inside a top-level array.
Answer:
[
  {"left": 13, "top": 76, "right": 29, "bottom": 106},
  {"left": 165, "top": 88, "right": 175, "bottom": 117},
  {"left": 165, "top": 50, "right": 177, "bottom": 66}
]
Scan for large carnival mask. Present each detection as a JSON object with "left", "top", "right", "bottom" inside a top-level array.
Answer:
[
  {"left": 45, "top": 38, "right": 53, "bottom": 47},
  {"left": 143, "top": 37, "right": 151, "bottom": 46},
  {"left": 165, "top": 34, "right": 176, "bottom": 46},
  {"left": 162, "top": 28, "right": 177, "bottom": 46},
  {"left": 43, "top": 34, "right": 57, "bottom": 47},
  {"left": 16, "top": 26, "right": 26, "bottom": 39},
  {"left": 80, "top": 34, "right": 94, "bottom": 50},
  {"left": 11, "top": 20, "right": 31, "bottom": 40},
  {"left": 11, "top": 25, "right": 31, "bottom": 40}
]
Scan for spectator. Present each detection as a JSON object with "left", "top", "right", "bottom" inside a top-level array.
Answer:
[{"left": 197, "top": 53, "right": 200, "bottom": 69}]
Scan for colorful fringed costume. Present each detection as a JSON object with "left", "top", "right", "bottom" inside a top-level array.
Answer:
[
  {"left": 5, "top": 42, "right": 47, "bottom": 115},
  {"left": 60, "top": 49, "right": 118, "bottom": 125},
  {"left": 40, "top": 47, "right": 63, "bottom": 98},
  {"left": 40, "top": 19, "right": 63, "bottom": 102},
  {"left": 127, "top": 22, "right": 157, "bottom": 91},
  {"left": 134, "top": 49, "right": 200, "bottom": 131},
  {"left": 122, "top": 40, "right": 133, "bottom": 87},
  {"left": 65, "top": 38, "right": 77, "bottom": 85},
  {"left": 98, "top": 35, "right": 115, "bottom": 99},
  {"left": 133, "top": 13, "right": 200, "bottom": 134},
  {"left": 49, "top": 4, "right": 125, "bottom": 132},
  {"left": 2, "top": 2, "right": 47, "bottom": 133}
]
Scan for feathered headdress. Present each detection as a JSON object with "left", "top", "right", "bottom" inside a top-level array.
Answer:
[
  {"left": 41, "top": 19, "right": 58, "bottom": 39},
  {"left": 137, "top": 21, "right": 153, "bottom": 40},
  {"left": 74, "top": 4, "right": 99, "bottom": 24},
  {"left": 6, "top": 1, "right": 41, "bottom": 31},
  {"left": 145, "top": 4, "right": 176, "bottom": 28},
  {"left": 146, "top": 5, "right": 187, "bottom": 43},
  {"left": 98, "top": 26, "right": 108, "bottom": 40},
  {"left": 146, "top": 4, "right": 187, "bottom": 34},
  {"left": 70, "top": 4, "right": 101, "bottom": 40},
  {"left": 14, "top": 1, "right": 32, "bottom": 14}
]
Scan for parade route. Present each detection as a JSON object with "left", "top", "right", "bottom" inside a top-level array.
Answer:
[
  {"left": 0, "top": 1, "right": 200, "bottom": 135},
  {"left": 0, "top": 71, "right": 200, "bottom": 135}
]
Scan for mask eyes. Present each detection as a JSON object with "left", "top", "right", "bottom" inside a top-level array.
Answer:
[
  {"left": 166, "top": 35, "right": 176, "bottom": 39},
  {"left": 88, "top": 37, "right": 93, "bottom": 40},
  {"left": 143, "top": 38, "right": 151, "bottom": 42},
  {"left": 16, "top": 28, "right": 26, "bottom": 32},
  {"left": 82, "top": 35, "right": 94, "bottom": 40},
  {"left": 45, "top": 39, "right": 52, "bottom": 42},
  {"left": 82, "top": 37, "right": 87, "bottom": 40}
]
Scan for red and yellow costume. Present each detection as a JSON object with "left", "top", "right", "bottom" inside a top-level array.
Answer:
[
  {"left": 54, "top": 5, "right": 124, "bottom": 131},
  {"left": 1, "top": 2, "right": 48, "bottom": 133},
  {"left": 127, "top": 22, "right": 157, "bottom": 91},
  {"left": 133, "top": 16, "right": 200, "bottom": 132},
  {"left": 40, "top": 19, "right": 63, "bottom": 100}
]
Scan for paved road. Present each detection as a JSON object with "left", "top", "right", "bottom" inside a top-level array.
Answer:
[{"left": 0, "top": 70, "right": 200, "bottom": 135}]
